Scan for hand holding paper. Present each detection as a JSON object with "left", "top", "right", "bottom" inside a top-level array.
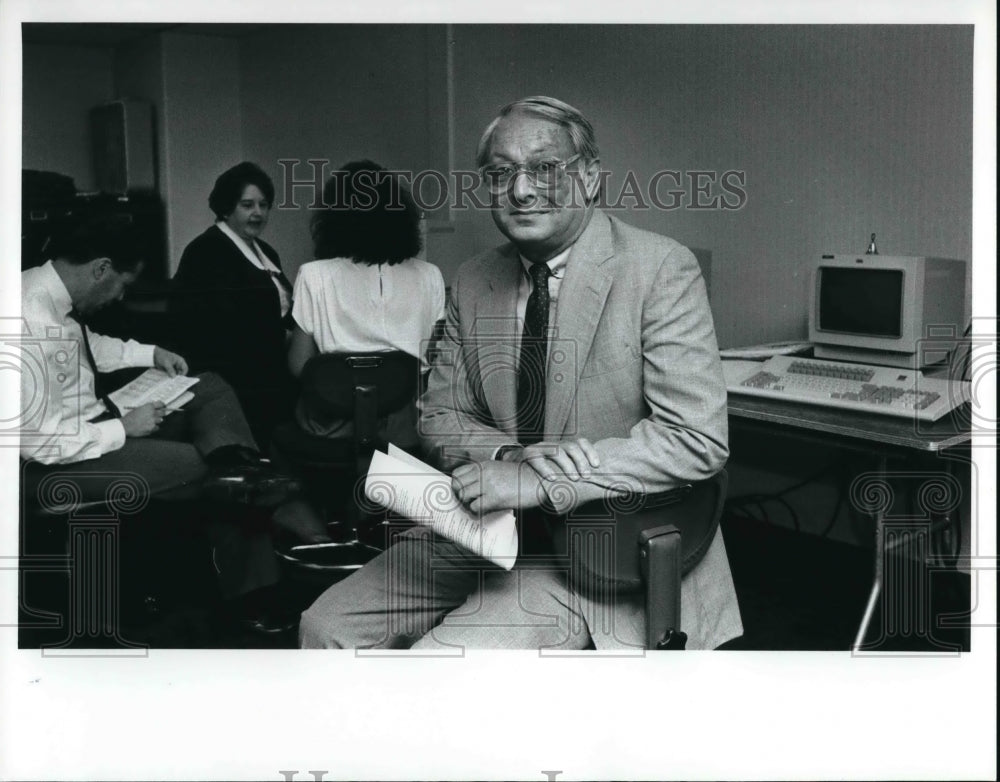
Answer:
[
  {"left": 365, "top": 445, "right": 518, "bottom": 570},
  {"left": 108, "top": 368, "right": 199, "bottom": 413}
]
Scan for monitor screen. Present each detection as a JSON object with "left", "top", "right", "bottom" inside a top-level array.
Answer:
[{"left": 818, "top": 267, "right": 903, "bottom": 338}]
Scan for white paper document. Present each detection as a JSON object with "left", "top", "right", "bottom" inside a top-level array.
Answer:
[
  {"left": 108, "top": 369, "right": 200, "bottom": 412},
  {"left": 364, "top": 444, "right": 518, "bottom": 570}
]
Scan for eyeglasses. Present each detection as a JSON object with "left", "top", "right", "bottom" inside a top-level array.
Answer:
[{"left": 479, "top": 154, "right": 583, "bottom": 193}]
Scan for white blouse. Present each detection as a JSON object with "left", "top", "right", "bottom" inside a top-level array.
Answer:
[{"left": 292, "top": 257, "right": 445, "bottom": 361}]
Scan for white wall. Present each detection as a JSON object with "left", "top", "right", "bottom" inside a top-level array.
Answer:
[
  {"left": 159, "top": 33, "right": 243, "bottom": 275},
  {"left": 227, "top": 25, "right": 973, "bottom": 351},
  {"left": 239, "top": 24, "right": 444, "bottom": 279},
  {"left": 113, "top": 34, "right": 165, "bottom": 199},
  {"left": 447, "top": 25, "right": 973, "bottom": 348},
  {"left": 22, "top": 43, "right": 114, "bottom": 191}
]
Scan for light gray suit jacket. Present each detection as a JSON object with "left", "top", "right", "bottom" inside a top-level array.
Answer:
[
  {"left": 419, "top": 210, "right": 742, "bottom": 649},
  {"left": 420, "top": 209, "right": 729, "bottom": 495}
]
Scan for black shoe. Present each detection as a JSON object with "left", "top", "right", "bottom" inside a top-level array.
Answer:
[
  {"left": 204, "top": 444, "right": 267, "bottom": 468},
  {"left": 271, "top": 498, "right": 335, "bottom": 546},
  {"left": 225, "top": 586, "right": 297, "bottom": 637},
  {"left": 202, "top": 464, "right": 302, "bottom": 507},
  {"left": 238, "top": 608, "right": 297, "bottom": 636}
]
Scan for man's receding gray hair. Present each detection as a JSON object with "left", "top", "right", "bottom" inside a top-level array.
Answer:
[{"left": 475, "top": 96, "right": 600, "bottom": 168}]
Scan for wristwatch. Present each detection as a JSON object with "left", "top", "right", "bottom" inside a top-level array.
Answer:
[{"left": 495, "top": 444, "right": 524, "bottom": 462}]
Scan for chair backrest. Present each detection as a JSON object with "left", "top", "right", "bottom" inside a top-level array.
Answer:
[
  {"left": 553, "top": 470, "right": 729, "bottom": 592},
  {"left": 299, "top": 352, "right": 420, "bottom": 450}
]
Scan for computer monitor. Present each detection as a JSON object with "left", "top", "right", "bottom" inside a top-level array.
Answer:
[{"left": 808, "top": 254, "right": 968, "bottom": 369}]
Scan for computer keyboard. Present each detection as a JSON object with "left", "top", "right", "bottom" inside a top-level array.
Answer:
[{"left": 723, "top": 355, "right": 969, "bottom": 421}]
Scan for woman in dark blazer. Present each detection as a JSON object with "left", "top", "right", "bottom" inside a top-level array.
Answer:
[{"left": 169, "top": 161, "right": 294, "bottom": 449}]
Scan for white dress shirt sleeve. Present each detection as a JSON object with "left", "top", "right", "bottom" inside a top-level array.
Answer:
[
  {"left": 87, "top": 327, "right": 157, "bottom": 371},
  {"left": 18, "top": 330, "right": 130, "bottom": 465}
]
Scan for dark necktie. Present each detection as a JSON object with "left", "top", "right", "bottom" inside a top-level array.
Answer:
[
  {"left": 253, "top": 244, "right": 291, "bottom": 296},
  {"left": 68, "top": 309, "right": 121, "bottom": 418},
  {"left": 269, "top": 268, "right": 292, "bottom": 294},
  {"left": 269, "top": 270, "right": 293, "bottom": 323},
  {"left": 517, "top": 262, "right": 552, "bottom": 445}
]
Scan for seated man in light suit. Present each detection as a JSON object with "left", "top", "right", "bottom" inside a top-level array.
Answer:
[{"left": 300, "top": 95, "right": 743, "bottom": 649}]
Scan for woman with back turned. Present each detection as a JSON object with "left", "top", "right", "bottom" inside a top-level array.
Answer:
[
  {"left": 288, "top": 159, "right": 445, "bottom": 445},
  {"left": 170, "top": 161, "right": 295, "bottom": 448}
]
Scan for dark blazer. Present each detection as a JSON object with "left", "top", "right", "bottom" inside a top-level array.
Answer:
[{"left": 169, "top": 224, "right": 294, "bottom": 444}]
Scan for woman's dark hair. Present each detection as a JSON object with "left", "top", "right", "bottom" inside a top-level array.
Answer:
[
  {"left": 310, "top": 159, "right": 423, "bottom": 265},
  {"left": 208, "top": 161, "right": 276, "bottom": 220}
]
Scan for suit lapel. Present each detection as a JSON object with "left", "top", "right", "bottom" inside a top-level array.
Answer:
[
  {"left": 475, "top": 246, "right": 522, "bottom": 433},
  {"left": 546, "top": 211, "right": 616, "bottom": 437}
]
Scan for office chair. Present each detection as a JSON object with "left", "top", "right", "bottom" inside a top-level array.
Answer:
[
  {"left": 553, "top": 470, "right": 729, "bottom": 649},
  {"left": 270, "top": 351, "right": 421, "bottom": 579}
]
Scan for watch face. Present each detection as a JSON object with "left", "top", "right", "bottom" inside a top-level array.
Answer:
[{"left": 497, "top": 445, "right": 520, "bottom": 461}]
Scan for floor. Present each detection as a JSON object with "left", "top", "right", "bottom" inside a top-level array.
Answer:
[
  {"left": 19, "top": 514, "right": 971, "bottom": 652},
  {"left": 717, "top": 516, "right": 971, "bottom": 652}
]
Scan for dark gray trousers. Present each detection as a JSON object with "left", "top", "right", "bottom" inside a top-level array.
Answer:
[{"left": 23, "top": 372, "right": 278, "bottom": 598}]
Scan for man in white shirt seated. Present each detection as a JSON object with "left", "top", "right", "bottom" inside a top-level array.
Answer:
[{"left": 19, "top": 215, "right": 298, "bottom": 633}]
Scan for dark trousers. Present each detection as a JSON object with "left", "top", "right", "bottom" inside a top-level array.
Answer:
[{"left": 23, "top": 372, "right": 278, "bottom": 599}]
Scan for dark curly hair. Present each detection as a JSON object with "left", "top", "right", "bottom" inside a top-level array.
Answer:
[
  {"left": 208, "top": 161, "right": 275, "bottom": 220},
  {"left": 310, "top": 160, "right": 423, "bottom": 266}
]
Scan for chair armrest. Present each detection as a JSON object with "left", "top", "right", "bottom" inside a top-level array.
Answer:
[{"left": 639, "top": 524, "right": 687, "bottom": 650}]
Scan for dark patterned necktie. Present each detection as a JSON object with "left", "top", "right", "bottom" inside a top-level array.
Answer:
[
  {"left": 68, "top": 309, "right": 121, "bottom": 418},
  {"left": 517, "top": 262, "right": 552, "bottom": 445}
]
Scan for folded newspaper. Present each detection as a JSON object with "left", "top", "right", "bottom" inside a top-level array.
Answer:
[
  {"left": 107, "top": 369, "right": 200, "bottom": 413},
  {"left": 365, "top": 444, "right": 518, "bottom": 570}
]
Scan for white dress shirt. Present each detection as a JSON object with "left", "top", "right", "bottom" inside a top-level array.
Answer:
[{"left": 20, "top": 261, "right": 156, "bottom": 465}]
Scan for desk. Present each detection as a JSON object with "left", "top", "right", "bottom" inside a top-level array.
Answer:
[{"left": 727, "top": 395, "right": 972, "bottom": 652}]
